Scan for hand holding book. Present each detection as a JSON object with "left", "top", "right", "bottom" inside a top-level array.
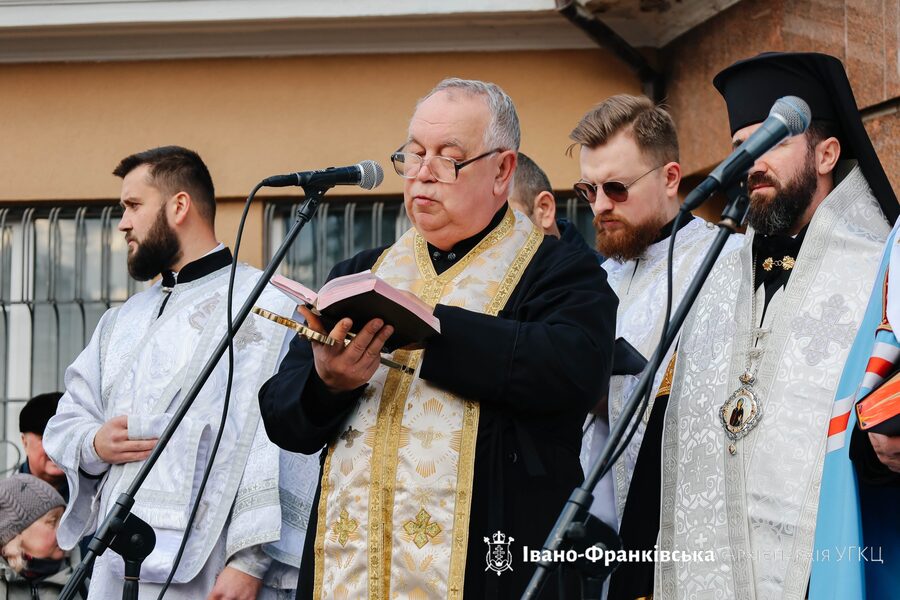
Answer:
[
  {"left": 269, "top": 272, "right": 441, "bottom": 351},
  {"left": 856, "top": 368, "right": 900, "bottom": 436},
  {"left": 298, "top": 306, "right": 399, "bottom": 392},
  {"left": 251, "top": 306, "right": 414, "bottom": 375}
]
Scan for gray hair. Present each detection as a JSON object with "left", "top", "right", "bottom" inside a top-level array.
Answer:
[{"left": 417, "top": 78, "right": 521, "bottom": 152}]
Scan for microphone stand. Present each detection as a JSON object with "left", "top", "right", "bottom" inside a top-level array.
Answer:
[
  {"left": 58, "top": 185, "right": 330, "bottom": 600},
  {"left": 522, "top": 181, "right": 750, "bottom": 599},
  {"left": 109, "top": 513, "right": 156, "bottom": 600}
]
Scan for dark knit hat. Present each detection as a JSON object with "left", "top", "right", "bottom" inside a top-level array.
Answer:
[
  {"left": 18, "top": 392, "right": 63, "bottom": 435},
  {"left": 0, "top": 474, "right": 65, "bottom": 546}
]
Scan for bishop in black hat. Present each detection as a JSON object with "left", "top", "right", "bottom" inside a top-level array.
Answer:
[{"left": 643, "top": 52, "right": 897, "bottom": 600}]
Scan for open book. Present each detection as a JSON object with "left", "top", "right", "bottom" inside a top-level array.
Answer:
[
  {"left": 271, "top": 272, "right": 441, "bottom": 350},
  {"left": 856, "top": 367, "right": 900, "bottom": 436}
]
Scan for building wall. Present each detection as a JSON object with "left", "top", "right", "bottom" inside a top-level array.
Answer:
[
  {"left": 0, "top": 49, "right": 639, "bottom": 265},
  {"left": 664, "top": 0, "right": 900, "bottom": 201}
]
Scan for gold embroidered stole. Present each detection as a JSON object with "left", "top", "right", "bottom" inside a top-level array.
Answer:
[{"left": 313, "top": 209, "right": 542, "bottom": 600}]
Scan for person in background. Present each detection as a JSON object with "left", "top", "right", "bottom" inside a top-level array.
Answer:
[
  {"left": 45, "top": 145, "right": 317, "bottom": 599},
  {"left": 570, "top": 94, "right": 742, "bottom": 599},
  {"left": 509, "top": 152, "right": 599, "bottom": 258},
  {"left": 0, "top": 473, "right": 83, "bottom": 598},
  {"left": 18, "top": 393, "right": 67, "bottom": 496}
]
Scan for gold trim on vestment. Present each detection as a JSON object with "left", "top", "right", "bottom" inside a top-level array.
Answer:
[
  {"left": 446, "top": 218, "right": 541, "bottom": 597},
  {"left": 413, "top": 207, "right": 516, "bottom": 284},
  {"left": 314, "top": 253, "right": 396, "bottom": 600},
  {"left": 656, "top": 351, "right": 677, "bottom": 398},
  {"left": 386, "top": 208, "right": 523, "bottom": 596},
  {"left": 485, "top": 222, "right": 542, "bottom": 317},
  {"left": 313, "top": 443, "right": 334, "bottom": 599},
  {"left": 446, "top": 398, "right": 479, "bottom": 599},
  {"left": 372, "top": 246, "right": 391, "bottom": 273},
  {"left": 314, "top": 209, "right": 540, "bottom": 599},
  {"left": 372, "top": 349, "right": 419, "bottom": 599},
  {"left": 377, "top": 213, "right": 517, "bottom": 596}
]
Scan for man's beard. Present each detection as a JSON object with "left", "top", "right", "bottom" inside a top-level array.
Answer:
[
  {"left": 746, "top": 159, "right": 817, "bottom": 236},
  {"left": 594, "top": 212, "right": 666, "bottom": 262},
  {"left": 126, "top": 208, "right": 182, "bottom": 281}
]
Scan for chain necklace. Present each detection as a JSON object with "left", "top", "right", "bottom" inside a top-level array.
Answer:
[{"left": 720, "top": 261, "right": 766, "bottom": 455}]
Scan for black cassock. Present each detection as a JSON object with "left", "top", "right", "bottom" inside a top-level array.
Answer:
[{"left": 258, "top": 214, "right": 617, "bottom": 599}]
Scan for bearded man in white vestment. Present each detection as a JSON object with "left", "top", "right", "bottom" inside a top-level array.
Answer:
[
  {"left": 44, "top": 146, "right": 319, "bottom": 599},
  {"left": 657, "top": 53, "right": 899, "bottom": 600},
  {"left": 572, "top": 95, "right": 743, "bottom": 600}
]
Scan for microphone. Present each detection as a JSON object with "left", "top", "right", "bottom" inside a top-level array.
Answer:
[
  {"left": 681, "top": 96, "right": 811, "bottom": 212},
  {"left": 262, "top": 160, "right": 384, "bottom": 190}
]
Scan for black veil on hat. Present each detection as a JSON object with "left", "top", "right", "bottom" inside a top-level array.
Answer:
[{"left": 713, "top": 52, "right": 898, "bottom": 225}]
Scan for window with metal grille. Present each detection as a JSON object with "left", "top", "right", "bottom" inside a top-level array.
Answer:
[
  {"left": 0, "top": 205, "right": 139, "bottom": 473},
  {"left": 264, "top": 198, "right": 411, "bottom": 288},
  {"left": 0, "top": 196, "right": 593, "bottom": 470},
  {"left": 263, "top": 196, "right": 595, "bottom": 287}
]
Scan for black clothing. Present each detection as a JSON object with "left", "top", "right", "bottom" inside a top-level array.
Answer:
[
  {"left": 752, "top": 225, "right": 808, "bottom": 313},
  {"left": 652, "top": 213, "right": 694, "bottom": 245},
  {"left": 426, "top": 206, "right": 506, "bottom": 274},
  {"left": 607, "top": 390, "right": 669, "bottom": 600},
  {"left": 557, "top": 218, "right": 601, "bottom": 261},
  {"left": 160, "top": 246, "right": 232, "bottom": 288},
  {"left": 713, "top": 52, "right": 898, "bottom": 225},
  {"left": 259, "top": 223, "right": 617, "bottom": 599}
]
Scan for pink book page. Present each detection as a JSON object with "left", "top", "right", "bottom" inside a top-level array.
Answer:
[
  {"left": 271, "top": 274, "right": 317, "bottom": 305},
  {"left": 318, "top": 271, "right": 441, "bottom": 332},
  {"left": 372, "top": 278, "right": 440, "bottom": 332}
]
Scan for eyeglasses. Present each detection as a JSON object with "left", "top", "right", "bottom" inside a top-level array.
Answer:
[
  {"left": 573, "top": 165, "right": 664, "bottom": 205},
  {"left": 391, "top": 148, "right": 502, "bottom": 183}
]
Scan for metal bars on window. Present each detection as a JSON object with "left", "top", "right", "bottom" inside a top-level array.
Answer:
[
  {"left": 263, "top": 196, "right": 595, "bottom": 289},
  {"left": 264, "top": 198, "right": 410, "bottom": 288},
  {"left": 564, "top": 195, "right": 597, "bottom": 243},
  {"left": 0, "top": 205, "right": 136, "bottom": 472}
]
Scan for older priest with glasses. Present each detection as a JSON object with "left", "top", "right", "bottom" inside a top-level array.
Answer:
[{"left": 258, "top": 78, "right": 617, "bottom": 599}]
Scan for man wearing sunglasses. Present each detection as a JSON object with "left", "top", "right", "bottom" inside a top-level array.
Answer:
[
  {"left": 570, "top": 94, "right": 743, "bottom": 599},
  {"left": 658, "top": 53, "right": 898, "bottom": 600},
  {"left": 259, "top": 78, "right": 617, "bottom": 599}
]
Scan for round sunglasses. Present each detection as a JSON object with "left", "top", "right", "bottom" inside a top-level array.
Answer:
[{"left": 573, "top": 165, "right": 664, "bottom": 204}]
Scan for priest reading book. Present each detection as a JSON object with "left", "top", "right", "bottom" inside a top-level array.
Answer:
[
  {"left": 269, "top": 272, "right": 441, "bottom": 350},
  {"left": 258, "top": 78, "right": 616, "bottom": 600}
]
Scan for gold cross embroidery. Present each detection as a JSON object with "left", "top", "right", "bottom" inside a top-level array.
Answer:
[
  {"left": 403, "top": 508, "right": 442, "bottom": 549},
  {"left": 332, "top": 508, "right": 359, "bottom": 547}
]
